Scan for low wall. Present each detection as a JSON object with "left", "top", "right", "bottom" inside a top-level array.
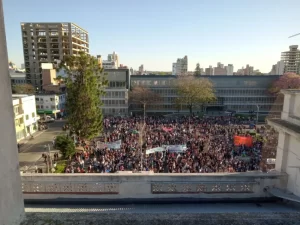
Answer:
[{"left": 21, "top": 172, "right": 287, "bottom": 202}]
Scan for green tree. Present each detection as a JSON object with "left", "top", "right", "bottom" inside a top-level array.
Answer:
[
  {"left": 174, "top": 76, "right": 216, "bottom": 114},
  {"left": 54, "top": 75, "right": 65, "bottom": 86},
  {"left": 59, "top": 52, "right": 107, "bottom": 139},
  {"left": 194, "top": 63, "right": 201, "bottom": 76},
  {"left": 54, "top": 135, "right": 76, "bottom": 159},
  {"left": 12, "top": 83, "right": 35, "bottom": 94}
]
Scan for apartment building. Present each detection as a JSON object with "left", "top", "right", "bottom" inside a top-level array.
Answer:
[
  {"left": 205, "top": 66, "right": 213, "bottom": 75},
  {"left": 101, "top": 68, "right": 130, "bottom": 116},
  {"left": 35, "top": 94, "right": 66, "bottom": 118},
  {"left": 269, "top": 61, "right": 285, "bottom": 75},
  {"left": 12, "top": 95, "right": 39, "bottom": 141},
  {"left": 130, "top": 75, "right": 282, "bottom": 115},
  {"left": 10, "top": 69, "right": 26, "bottom": 85},
  {"left": 281, "top": 45, "right": 300, "bottom": 74},
  {"left": 97, "top": 52, "right": 120, "bottom": 69},
  {"left": 172, "top": 56, "right": 188, "bottom": 76},
  {"left": 21, "top": 22, "right": 89, "bottom": 89},
  {"left": 225, "top": 64, "right": 234, "bottom": 75}
]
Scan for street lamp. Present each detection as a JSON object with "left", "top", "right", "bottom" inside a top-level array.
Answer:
[
  {"left": 256, "top": 104, "right": 260, "bottom": 124},
  {"left": 139, "top": 122, "right": 146, "bottom": 172}
]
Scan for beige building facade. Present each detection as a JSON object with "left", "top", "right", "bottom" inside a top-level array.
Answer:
[{"left": 21, "top": 22, "right": 89, "bottom": 89}]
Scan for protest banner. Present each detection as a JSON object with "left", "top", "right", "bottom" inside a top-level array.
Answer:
[
  {"left": 106, "top": 140, "right": 122, "bottom": 149},
  {"left": 234, "top": 136, "right": 253, "bottom": 147},
  {"left": 266, "top": 158, "right": 276, "bottom": 164},
  {"left": 162, "top": 127, "right": 173, "bottom": 132},
  {"left": 163, "top": 144, "right": 187, "bottom": 153},
  {"left": 146, "top": 147, "right": 165, "bottom": 155}
]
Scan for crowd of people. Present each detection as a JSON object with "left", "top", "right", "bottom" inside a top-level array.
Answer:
[{"left": 63, "top": 115, "right": 275, "bottom": 174}]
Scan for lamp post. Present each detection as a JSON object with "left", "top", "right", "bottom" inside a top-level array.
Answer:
[
  {"left": 256, "top": 105, "right": 260, "bottom": 124},
  {"left": 140, "top": 122, "right": 146, "bottom": 172}
]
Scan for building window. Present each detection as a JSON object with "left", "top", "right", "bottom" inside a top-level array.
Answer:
[
  {"left": 50, "top": 98, "right": 54, "bottom": 101},
  {"left": 25, "top": 115, "right": 29, "bottom": 120},
  {"left": 35, "top": 98, "right": 39, "bottom": 101},
  {"left": 32, "top": 112, "right": 35, "bottom": 118}
]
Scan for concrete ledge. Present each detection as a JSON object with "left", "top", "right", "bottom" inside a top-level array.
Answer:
[
  {"left": 267, "top": 119, "right": 300, "bottom": 138},
  {"left": 21, "top": 172, "right": 287, "bottom": 201}
]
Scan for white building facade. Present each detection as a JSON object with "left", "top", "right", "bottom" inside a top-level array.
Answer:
[
  {"left": 276, "top": 60, "right": 285, "bottom": 75},
  {"left": 172, "top": 56, "right": 188, "bottom": 76},
  {"left": 12, "top": 94, "right": 39, "bottom": 138},
  {"left": 35, "top": 94, "right": 66, "bottom": 118},
  {"left": 225, "top": 64, "right": 234, "bottom": 75},
  {"left": 281, "top": 45, "right": 300, "bottom": 74},
  {"left": 267, "top": 89, "right": 300, "bottom": 197}
]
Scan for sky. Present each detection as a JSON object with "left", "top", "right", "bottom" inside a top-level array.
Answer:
[{"left": 3, "top": 0, "right": 300, "bottom": 73}]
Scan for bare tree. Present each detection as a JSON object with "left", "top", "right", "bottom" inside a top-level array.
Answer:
[
  {"left": 174, "top": 76, "right": 216, "bottom": 114},
  {"left": 129, "top": 86, "right": 161, "bottom": 122}
]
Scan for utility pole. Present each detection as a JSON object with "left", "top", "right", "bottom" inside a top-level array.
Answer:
[
  {"left": 48, "top": 144, "right": 52, "bottom": 173},
  {"left": 140, "top": 122, "right": 145, "bottom": 172}
]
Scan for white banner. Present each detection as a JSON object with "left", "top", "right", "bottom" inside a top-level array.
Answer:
[
  {"left": 163, "top": 145, "right": 187, "bottom": 153},
  {"left": 146, "top": 147, "right": 165, "bottom": 155},
  {"left": 97, "top": 140, "right": 122, "bottom": 149}
]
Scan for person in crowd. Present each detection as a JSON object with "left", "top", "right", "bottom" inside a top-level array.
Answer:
[{"left": 64, "top": 115, "right": 275, "bottom": 173}]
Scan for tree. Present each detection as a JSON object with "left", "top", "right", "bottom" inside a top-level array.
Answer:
[
  {"left": 54, "top": 75, "right": 65, "bottom": 86},
  {"left": 59, "top": 52, "right": 108, "bottom": 140},
  {"left": 129, "top": 86, "right": 161, "bottom": 121},
  {"left": 269, "top": 73, "right": 300, "bottom": 95},
  {"left": 174, "top": 76, "right": 216, "bottom": 114},
  {"left": 12, "top": 83, "right": 35, "bottom": 94},
  {"left": 194, "top": 63, "right": 201, "bottom": 76},
  {"left": 54, "top": 135, "right": 76, "bottom": 159}
]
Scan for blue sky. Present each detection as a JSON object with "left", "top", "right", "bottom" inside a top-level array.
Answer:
[{"left": 3, "top": 0, "right": 300, "bottom": 72}]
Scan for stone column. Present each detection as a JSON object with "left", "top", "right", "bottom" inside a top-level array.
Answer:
[{"left": 0, "top": 0, "right": 25, "bottom": 224}]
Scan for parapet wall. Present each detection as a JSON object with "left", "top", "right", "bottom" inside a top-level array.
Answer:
[{"left": 21, "top": 172, "right": 287, "bottom": 202}]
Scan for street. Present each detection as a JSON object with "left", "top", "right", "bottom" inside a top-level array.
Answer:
[{"left": 18, "top": 120, "right": 65, "bottom": 171}]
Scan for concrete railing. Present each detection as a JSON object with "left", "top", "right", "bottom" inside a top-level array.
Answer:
[{"left": 21, "top": 172, "right": 287, "bottom": 201}]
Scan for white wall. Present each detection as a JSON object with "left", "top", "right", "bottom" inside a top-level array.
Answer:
[
  {"left": 268, "top": 90, "right": 300, "bottom": 197},
  {"left": 36, "top": 94, "right": 66, "bottom": 112},
  {"left": 0, "top": 0, "right": 25, "bottom": 223},
  {"left": 20, "top": 95, "right": 37, "bottom": 126}
]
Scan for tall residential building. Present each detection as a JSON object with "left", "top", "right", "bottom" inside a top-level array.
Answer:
[
  {"left": 21, "top": 22, "right": 89, "bottom": 89},
  {"left": 107, "top": 51, "right": 119, "bottom": 68},
  {"left": 139, "top": 64, "right": 144, "bottom": 75},
  {"left": 213, "top": 62, "right": 227, "bottom": 75},
  {"left": 281, "top": 45, "right": 300, "bottom": 74},
  {"left": 172, "top": 56, "right": 188, "bottom": 76},
  {"left": 205, "top": 66, "right": 213, "bottom": 75},
  {"left": 225, "top": 64, "right": 234, "bottom": 75},
  {"left": 269, "top": 60, "right": 285, "bottom": 75},
  {"left": 236, "top": 64, "right": 254, "bottom": 75},
  {"left": 101, "top": 51, "right": 120, "bottom": 69}
]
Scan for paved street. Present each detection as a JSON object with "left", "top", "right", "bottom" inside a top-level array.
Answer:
[{"left": 18, "top": 120, "right": 65, "bottom": 171}]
